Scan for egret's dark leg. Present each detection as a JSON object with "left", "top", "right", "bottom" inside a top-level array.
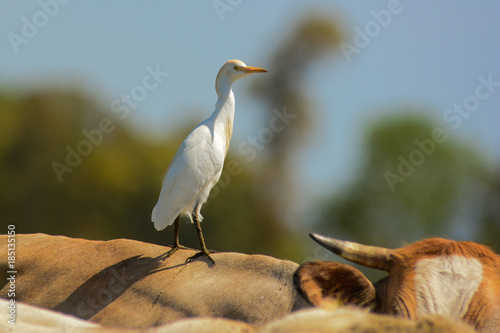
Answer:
[
  {"left": 186, "top": 211, "right": 215, "bottom": 265},
  {"left": 161, "top": 216, "right": 189, "bottom": 261},
  {"left": 172, "top": 216, "right": 181, "bottom": 248}
]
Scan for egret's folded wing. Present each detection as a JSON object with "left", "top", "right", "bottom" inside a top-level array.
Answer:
[
  {"left": 152, "top": 125, "right": 222, "bottom": 230},
  {"left": 152, "top": 142, "right": 197, "bottom": 230}
]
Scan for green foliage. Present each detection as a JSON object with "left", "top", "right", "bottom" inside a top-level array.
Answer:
[
  {"left": 476, "top": 170, "right": 500, "bottom": 250},
  {"left": 318, "top": 113, "right": 496, "bottom": 252}
]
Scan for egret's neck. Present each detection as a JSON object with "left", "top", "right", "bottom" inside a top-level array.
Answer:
[{"left": 211, "top": 84, "right": 235, "bottom": 154}]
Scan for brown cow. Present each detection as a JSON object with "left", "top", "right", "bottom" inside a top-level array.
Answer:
[
  {"left": 0, "top": 233, "right": 309, "bottom": 328},
  {"left": 296, "top": 233, "right": 500, "bottom": 332}
]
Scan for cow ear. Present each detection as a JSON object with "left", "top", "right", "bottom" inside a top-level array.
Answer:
[{"left": 295, "top": 261, "right": 376, "bottom": 308}]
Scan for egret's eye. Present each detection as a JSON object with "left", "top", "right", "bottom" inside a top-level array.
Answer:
[{"left": 233, "top": 65, "right": 239, "bottom": 71}]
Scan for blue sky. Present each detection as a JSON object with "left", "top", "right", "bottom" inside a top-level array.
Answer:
[{"left": 2, "top": 1, "right": 499, "bottom": 212}]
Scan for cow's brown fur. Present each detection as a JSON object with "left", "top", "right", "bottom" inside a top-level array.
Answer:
[
  {"left": 297, "top": 237, "right": 500, "bottom": 332},
  {"left": 0, "top": 298, "right": 477, "bottom": 332},
  {"left": 0, "top": 233, "right": 309, "bottom": 328}
]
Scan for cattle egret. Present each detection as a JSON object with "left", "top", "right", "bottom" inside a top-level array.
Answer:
[{"left": 152, "top": 59, "right": 267, "bottom": 265}]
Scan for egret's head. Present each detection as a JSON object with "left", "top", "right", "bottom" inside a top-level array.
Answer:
[{"left": 216, "top": 59, "right": 267, "bottom": 95}]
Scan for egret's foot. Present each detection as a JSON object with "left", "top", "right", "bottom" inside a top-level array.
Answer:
[
  {"left": 161, "top": 245, "right": 191, "bottom": 261},
  {"left": 185, "top": 250, "right": 215, "bottom": 266}
]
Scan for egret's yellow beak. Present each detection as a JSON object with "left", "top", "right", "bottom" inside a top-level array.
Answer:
[{"left": 242, "top": 66, "right": 267, "bottom": 73}]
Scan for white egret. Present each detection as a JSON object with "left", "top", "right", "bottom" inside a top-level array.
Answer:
[{"left": 152, "top": 59, "right": 267, "bottom": 265}]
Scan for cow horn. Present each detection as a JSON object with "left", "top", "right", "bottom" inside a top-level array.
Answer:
[{"left": 309, "top": 233, "right": 393, "bottom": 272}]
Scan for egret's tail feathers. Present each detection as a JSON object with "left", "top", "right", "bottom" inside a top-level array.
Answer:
[
  {"left": 153, "top": 220, "right": 167, "bottom": 231},
  {"left": 152, "top": 203, "right": 183, "bottom": 231},
  {"left": 152, "top": 204, "right": 157, "bottom": 221},
  {"left": 151, "top": 205, "right": 162, "bottom": 230}
]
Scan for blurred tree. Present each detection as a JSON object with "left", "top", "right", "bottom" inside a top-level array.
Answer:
[
  {"left": 317, "top": 113, "right": 492, "bottom": 250},
  {"left": 250, "top": 14, "right": 343, "bottom": 226},
  {"left": 477, "top": 169, "right": 500, "bottom": 252},
  {"left": 0, "top": 90, "right": 169, "bottom": 242}
]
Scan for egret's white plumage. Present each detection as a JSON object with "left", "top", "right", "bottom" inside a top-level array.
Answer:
[{"left": 152, "top": 59, "right": 267, "bottom": 263}]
